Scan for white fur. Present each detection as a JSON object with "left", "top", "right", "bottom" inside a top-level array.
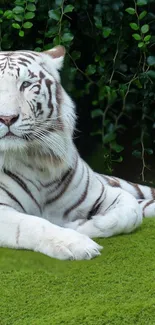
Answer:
[{"left": 0, "top": 47, "right": 153, "bottom": 260}]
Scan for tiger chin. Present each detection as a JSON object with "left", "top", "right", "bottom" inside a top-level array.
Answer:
[{"left": 0, "top": 46, "right": 154, "bottom": 260}]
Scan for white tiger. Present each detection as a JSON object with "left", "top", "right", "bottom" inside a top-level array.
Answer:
[{"left": 0, "top": 45, "right": 154, "bottom": 260}]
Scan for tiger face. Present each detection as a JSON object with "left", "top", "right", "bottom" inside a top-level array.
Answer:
[{"left": 0, "top": 46, "right": 75, "bottom": 160}]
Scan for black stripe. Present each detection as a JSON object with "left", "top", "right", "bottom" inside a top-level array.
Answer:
[
  {"left": 87, "top": 181, "right": 105, "bottom": 220},
  {"left": 45, "top": 78, "right": 53, "bottom": 112},
  {"left": 0, "top": 203, "right": 13, "bottom": 208},
  {"left": 129, "top": 182, "right": 145, "bottom": 199},
  {"left": 0, "top": 184, "right": 25, "bottom": 212},
  {"left": 63, "top": 166, "right": 90, "bottom": 218},
  {"left": 4, "top": 169, "right": 41, "bottom": 213},
  {"left": 28, "top": 69, "right": 37, "bottom": 78},
  {"left": 45, "top": 157, "right": 78, "bottom": 205},
  {"left": 15, "top": 172, "right": 41, "bottom": 191},
  {"left": 18, "top": 58, "right": 31, "bottom": 65},
  {"left": 138, "top": 199, "right": 143, "bottom": 203},
  {"left": 103, "top": 193, "right": 121, "bottom": 214},
  {"left": 151, "top": 188, "right": 155, "bottom": 199},
  {"left": 30, "top": 84, "right": 40, "bottom": 92},
  {"left": 16, "top": 51, "right": 39, "bottom": 58},
  {"left": 18, "top": 62, "right": 27, "bottom": 67},
  {"left": 36, "top": 102, "right": 43, "bottom": 118},
  {"left": 142, "top": 199, "right": 154, "bottom": 216}
]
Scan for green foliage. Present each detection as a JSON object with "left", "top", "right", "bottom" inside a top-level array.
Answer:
[{"left": 0, "top": 0, "right": 155, "bottom": 178}]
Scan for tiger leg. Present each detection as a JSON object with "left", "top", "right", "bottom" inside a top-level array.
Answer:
[
  {"left": 68, "top": 186, "right": 143, "bottom": 238},
  {"left": 0, "top": 206, "right": 102, "bottom": 260}
]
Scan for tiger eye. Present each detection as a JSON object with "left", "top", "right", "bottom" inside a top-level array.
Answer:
[{"left": 22, "top": 81, "right": 31, "bottom": 88}]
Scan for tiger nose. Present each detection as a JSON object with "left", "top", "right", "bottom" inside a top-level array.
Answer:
[{"left": 0, "top": 114, "right": 19, "bottom": 126}]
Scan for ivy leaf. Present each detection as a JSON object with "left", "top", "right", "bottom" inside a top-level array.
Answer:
[
  {"left": 138, "top": 41, "right": 145, "bottom": 47},
  {"left": 144, "top": 35, "right": 151, "bottom": 42},
  {"left": 129, "top": 23, "right": 139, "bottom": 30},
  {"left": 141, "top": 24, "right": 149, "bottom": 34},
  {"left": 145, "top": 148, "right": 153, "bottom": 155},
  {"left": 132, "top": 33, "right": 141, "bottom": 40},
  {"left": 103, "top": 132, "right": 116, "bottom": 144},
  {"left": 112, "top": 156, "right": 123, "bottom": 163},
  {"left": 44, "top": 43, "right": 54, "bottom": 50},
  {"left": 34, "top": 47, "right": 42, "bottom": 52},
  {"left": 13, "top": 6, "right": 24, "bottom": 14},
  {"left": 94, "top": 16, "right": 102, "bottom": 29},
  {"left": 146, "top": 70, "right": 155, "bottom": 79},
  {"left": 24, "top": 12, "right": 35, "bottom": 20},
  {"left": 71, "top": 51, "right": 81, "bottom": 60},
  {"left": 147, "top": 56, "right": 155, "bottom": 66},
  {"left": 26, "top": 4, "right": 36, "bottom": 12},
  {"left": 64, "top": 5, "right": 74, "bottom": 13},
  {"left": 91, "top": 109, "right": 103, "bottom": 118},
  {"left": 23, "top": 21, "right": 33, "bottom": 29},
  {"left": 110, "top": 142, "right": 124, "bottom": 153},
  {"left": 3, "top": 10, "right": 13, "bottom": 18},
  {"left": 125, "top": 8, "right": 136, "bottom": 15},
  {"left": 137, "top": 0, "right": 148, "bottom": 6},
  {"left": 139, "top": 10, "right": 147, "bottom": 20},
  {"left": 61, "top": 32, "right": 74, "bottom": 43},
  {"left": 86, "top": 64, "right": 96, "bottom": 75},
  {"left": 19, "top": 30, "right": 24, "bottom": 37},
  {"left": 133, "top": 79, "right": 142, "bottom": 88},
  {"left": 12, "top": 23, "right": 20, "bottom": 29},
  {"left": 53, "top": 36, "right": 60, "bottom": 46},
  {"left": 15, "top": 0, "right": 25, "bottom": 4},
  {"left": 48, "top": 9, "right": 60, "bottom": 21},
  {"left": 132, "top": 150, "right": 141, "bottom": 158},
  {"left": 102, "top": 27, "right": 112, "bottom": 38},
  {"left": 13, "top": 14, "right": 23, "bottom": 22},
  {"left": 45, "top": 26, "right": 58, "bottom": 38},
  {"left": 36, "top": 39, "right": 43, "bottom": 44},
  {"left": 55, "top": 0, "right": 62, "bottom": 5}
]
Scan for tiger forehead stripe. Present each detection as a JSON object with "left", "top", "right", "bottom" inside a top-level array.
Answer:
[
  {"left": 17, "top": 57, "right": 32, "bottom": 65},
  {"left": 16, "top": 51, "right": 40, "bottom": 58},
  {"left": 39, "top": 71, "right": 46, "bottom": 81},
  {"left": 28, "top": 69, "right": 37, "bottom": 78},
  {"left": 0, "top": 52, "right": 14, "bottom": 57},
  {"left": 0, "top": 51, "right": 39, "bottom": 70}
]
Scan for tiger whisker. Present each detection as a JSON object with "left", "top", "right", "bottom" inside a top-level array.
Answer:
[{"left": 31, "top": 130, "right": 67, "bottom": 155}]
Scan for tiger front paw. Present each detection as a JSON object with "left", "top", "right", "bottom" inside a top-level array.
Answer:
[{"left": 37, "top": 227, "right": 102, "bottom": 260}]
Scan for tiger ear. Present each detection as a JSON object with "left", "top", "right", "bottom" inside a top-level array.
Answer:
[{"left": 43, "top": 46, "right": 66, "bottom": 70}]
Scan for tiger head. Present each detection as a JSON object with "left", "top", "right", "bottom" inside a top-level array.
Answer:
[{"left": 0, "top": 46, "right": 76, "bottom": 167}]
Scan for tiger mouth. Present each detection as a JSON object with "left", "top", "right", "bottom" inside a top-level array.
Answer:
[
  {"left": 6, "top": 132, "right": 16, "bottom": 137},
  {"left": 0, "top": 131, "right": 29, "bottom": 140}
]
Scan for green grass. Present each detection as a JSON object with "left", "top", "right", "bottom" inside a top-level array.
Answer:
[{"left": 1, "top": 219, "right": 155, "bottom": 325}]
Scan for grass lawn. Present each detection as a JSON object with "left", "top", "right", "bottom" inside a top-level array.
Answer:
[{"left": 1, "top": 219, "right": 155, "bottom": 325}]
